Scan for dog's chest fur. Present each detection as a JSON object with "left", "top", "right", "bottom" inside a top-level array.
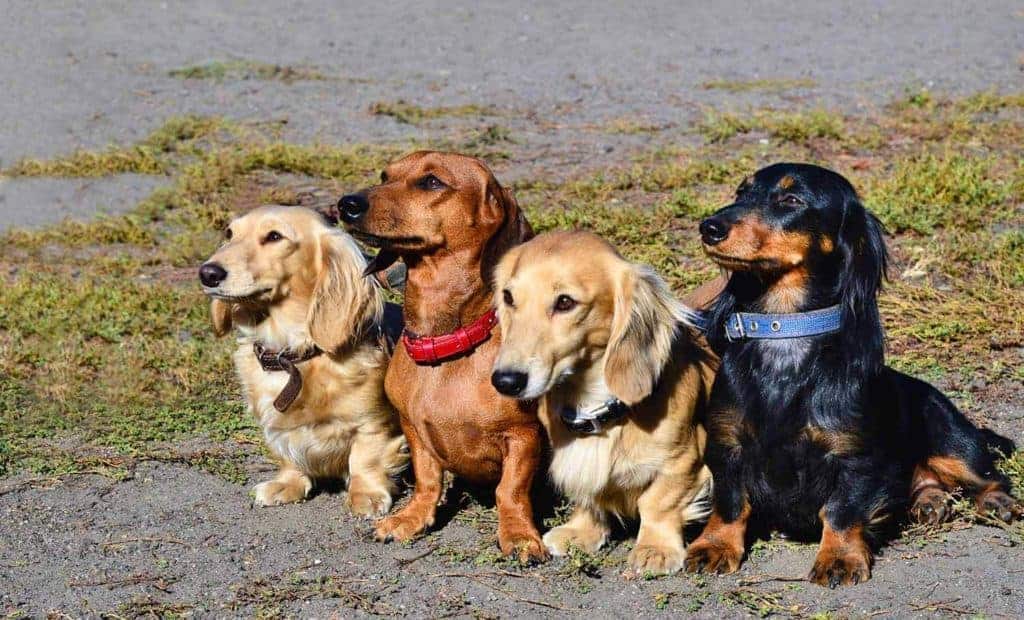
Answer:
[
  {"left": 233, "top": 321, "right": 386, "bottom": 478},
  {"left": 541, "top": 376, "right": 662, "bottom": 516},
  {"left": 385, "top": 341, "right": 539, "bottom": 483}
]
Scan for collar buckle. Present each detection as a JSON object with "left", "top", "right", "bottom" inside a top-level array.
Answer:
[{"left": 560, "top": 398, "right": 630, "bottom": 435}]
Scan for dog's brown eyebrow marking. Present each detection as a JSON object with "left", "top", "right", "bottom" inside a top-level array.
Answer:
[
  {"left": 820, "top": 236, "right": 834, "bottom": 254},
  {"left": 777, "top": 175, "right": 795, "bottom": 190}
]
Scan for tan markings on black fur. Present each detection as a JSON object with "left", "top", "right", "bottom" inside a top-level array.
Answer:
[
  {"left": 802, "top": 426, "right": 862, "bottom": 456},
  {"left": 686, "top": 501, "right": 751, "bottom": 574},
  {"left": 762, "top": 265, "right": 808, "bottom": 313},
  {"left": 810, "top": 512, "right": 872, "bottom": 587},
  {"left": 777, "top": 175, "right": 795, "bottom": 190},
  {"left": 759, "top": 228, "right": 812, "bottom": 268},
  {"left": 708, "top": 409, "right": 745, "bottom": 449},
  {"left": 711, "top": 214, "right": 813, "bottom": 270},
  {"left": 923, "top": 455, "right": 985, "bottom": 490},
  {"left": 820, "top": 235, "right": 834, "bottom": 254},
  {"left": 703, "top": 501, "right": 750, "bottom": 549},
  {"left": 975, "top": 482, "right": 1023, "bottom": 521}
]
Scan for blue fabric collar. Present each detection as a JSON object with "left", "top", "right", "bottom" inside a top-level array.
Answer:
[{"left": 723, "top": 305, "right": 842, "bottom": 341}]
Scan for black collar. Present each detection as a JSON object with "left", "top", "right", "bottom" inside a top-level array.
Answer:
[{"left": 559, "top": 398, "right": 630, "bottom": 434}]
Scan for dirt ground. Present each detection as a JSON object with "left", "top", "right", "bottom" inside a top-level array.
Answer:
[{"left": 2, "top": 1, "right": 1023, "bottom": 618}]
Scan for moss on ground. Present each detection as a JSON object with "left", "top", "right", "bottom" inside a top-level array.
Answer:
[
  {"left": 700, "top": 77, "right": 816, "bottom": 93},
  {"left": 1, "top": 89, "right": 1022, "bottom": 484},
  {"left": 369, "top": 100, "right": 501, "bottom": 125},
  {"left": 169, "top": 59, "right": 330, "bottom": 82}
]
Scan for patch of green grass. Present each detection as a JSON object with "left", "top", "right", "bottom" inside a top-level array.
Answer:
[
  {"left": 997, "top": 450, "right": 1024, "bottom": 500},
  {"left": 604, "top": 116, "right": 665, "bottom": 134},
  {"left": 2, "top": 89, "right": 1023, "bottom": 491},
  {"left": 369, "top": 100, "right": 500, "bottom": 124},
  {"left": 697, "top": 108, "right": 843, "bottom": 144},
  {"left": 697, "top": 111, "right": 753, "bottom": 143},
  {"left": 0, "top": 271, "right": 252, "bottom": 468},
  {"left": 701, "top": 77, "right": 816, "bottom": 93},
  {"left": 2, "top": 115, "right": 234, "bottom": 177},
  {"left": 720, "top": 588, "right": 801, "bottom": 618},
  {"left": 955, "top": 89, "right": 1024, "bottom": 114},
  {"left": 862, "top": 151, "right": 1012, "bottom": 234},
  {"left": 231, "top": 574, "right": 399, "bottom": 616},
  {"left": 140, "top": 114, "right": 233, "bottom": 152},
  {"left": 169, "top": 59, "right": 329, "bottom": 82},
  {"left": 760, "top": 109, "right": 844, "bottom": 143},
  {"left": 4, "top": 145, "right": 168, "bottom": 177}
]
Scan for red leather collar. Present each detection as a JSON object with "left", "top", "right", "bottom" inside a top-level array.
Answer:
[{"left": 402, "top": 308, "right": 498, "bottom": 364}]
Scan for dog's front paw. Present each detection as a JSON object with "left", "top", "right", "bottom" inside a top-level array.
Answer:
[
  {"left": 542, "top": 524, "right": 608, "bottom": 556},
  {"left": 499, "top": 526, "right": 550, "bottom": 564},
  {"left": 684, "top": 536, "right": 743, "bottom": 575},
  {"left": 628, "top": 543, "right": 686, "bottom": 576},
  {"left": 253, "top": 476, "right": 312, "bottom": 507},
  {"left": 347, "top": 488, "right": 393, "bottom": 518},
  {"left": 375, "top": 511, "right": 431, "bottom": 543},
  {"left": 910, "top": 487, "right": 951, "bottom": 525},
  {"left": 978, "top": 489, "right": 1023, "bottom": 523},
  {"left": 808, "top": 545, "right": 871, "bottom": 588}
]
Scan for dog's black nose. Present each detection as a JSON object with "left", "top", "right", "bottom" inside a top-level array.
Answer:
[
  {"left": 338, "top": 194, "right": 369, "bottom": 224},
  {"left": 199, "top": 262, "right": 228, "bottom": 287},
  {"left": 700, "top": 217, "right": 731, "bottom": 245},
  {"left": 491, "top": 370, "right": 528, "bottom": 396}
]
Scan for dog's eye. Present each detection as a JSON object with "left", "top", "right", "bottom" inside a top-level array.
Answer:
[
  {"left": 502, "top": 289, "right": 514, "bottom": 307},
  {"left": 262, "top": 230, "right": 283, "bottom": 244},
  {"left": 417, "top": 174, "right": 446, "bottom": 191},
  {"left": 553, "top": 294, "right": 577, "bottom": 313},
  {"left": 380, "top": 171, "right": 388, "bottom": 183},
  {"left": 224, "top": 227, "right": 233, "bottom": 240},
  {"left": 778, "top": 194, "right": 804, "bottom": 208}
]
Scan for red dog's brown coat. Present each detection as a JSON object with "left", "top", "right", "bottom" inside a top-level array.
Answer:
[{"left": 340, "top": 151, "right": 548, "bottom": 561}]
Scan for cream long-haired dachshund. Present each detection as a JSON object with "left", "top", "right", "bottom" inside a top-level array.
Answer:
[
  {"left": 491, "top": 231, "right": 719, "bottom": 575},
  {"left": 199, "top": 205, "right": 406, "bottom": 515}
]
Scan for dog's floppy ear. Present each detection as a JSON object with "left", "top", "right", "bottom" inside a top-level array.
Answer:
[
  {"left": 836, "top": 194, "right": 889, "bottom": 374},
  {"left": 308, "top": 231, "right": 384, "bottom": 354},
  {"left": 603, "top": 264, "right": 685, "bottom": 405},
  {"left": 210, "top": 299, "right": 233, "bottom": 336},
  {"left": 480, "top": 180, "right": 534, "bottom": 287}
]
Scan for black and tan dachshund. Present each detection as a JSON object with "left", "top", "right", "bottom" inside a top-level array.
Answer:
[{"left": 686, "top": 162, "right": 1020, "bottom": 587}]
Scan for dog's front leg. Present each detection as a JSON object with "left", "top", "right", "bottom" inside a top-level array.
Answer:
[
  {"left": 542, "top": 504, "right": 609, "bottom": 556},
  {"left": 374, "top": 423, "right": 441, "bottom": 542},
  {"left": 347, "top": 428, "right": 401, "bottom": 518},
  {"left": 808, "top": 468, "right": 880, "bottom": 587},
  {"left": 495, "top": 427, "right": 549, "bottom": 563},
  {"left": 253, "top": 466, "right": 313, "bottom": 507},
  {"left": 632, "top": 458, "right": 710, "bottom": 575},
  {"left": 686, "top": 427, "right": 750, "bottom": 574}
]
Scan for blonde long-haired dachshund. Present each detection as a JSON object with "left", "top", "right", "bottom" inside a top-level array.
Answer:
[
  {"left": 200, "top": 205, "right": 406, "bottom": 515},
  {"left": 491, "top": 231, "right": 720, "bottom": 575}
]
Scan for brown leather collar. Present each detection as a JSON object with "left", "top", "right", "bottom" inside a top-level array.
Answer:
[{"left": 253, "top": 342, "right": 322, "bottom": 412}]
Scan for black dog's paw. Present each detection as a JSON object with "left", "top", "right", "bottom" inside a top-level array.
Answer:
[
  {"left": 685, "top": 538, "right": 743, "bottom": 575},
  {"left": 910, "top": 487, "right": 951, "bottom": 525},
  {"left": 978, "top": 489, "right": 1023, "bottom": 523},
  {"left": 809, "top": 546, "right": 871, "bottom": 588}
]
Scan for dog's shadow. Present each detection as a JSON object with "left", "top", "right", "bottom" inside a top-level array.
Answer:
[{"left": 310, "top": 469, "right": 707, "bottom": 547}]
